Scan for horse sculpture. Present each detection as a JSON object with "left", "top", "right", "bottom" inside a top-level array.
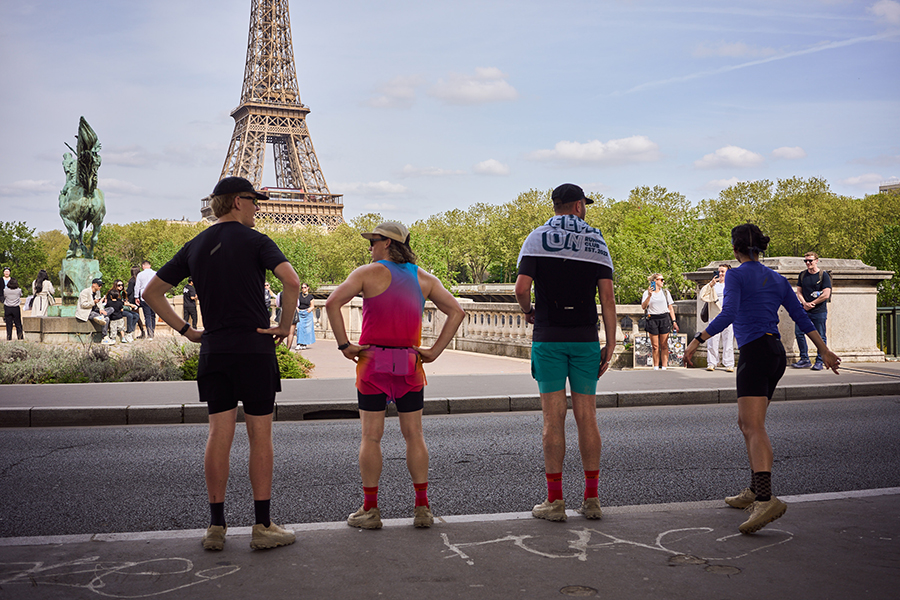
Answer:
[{"left": 59, "top": 117, "right": 106, "bottom": 259}]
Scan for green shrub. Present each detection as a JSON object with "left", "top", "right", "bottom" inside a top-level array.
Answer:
[{"left": 275, "top": 344, "right": 312, "bottom": 379}]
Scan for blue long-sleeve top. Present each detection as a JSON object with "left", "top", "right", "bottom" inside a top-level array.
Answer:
[{"left": 706, "top": 260, "right": 815, "bottom": 348}]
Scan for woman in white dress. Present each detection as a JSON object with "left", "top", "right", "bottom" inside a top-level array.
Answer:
[{"left": 31, "top": 269, "right": 55, "bottom": 316}]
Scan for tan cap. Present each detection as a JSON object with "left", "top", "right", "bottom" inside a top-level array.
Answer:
[{"left": 361, "top": 221, "right": 410, "bottom": 245}]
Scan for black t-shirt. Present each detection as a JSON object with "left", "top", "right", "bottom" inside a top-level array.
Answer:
[
  {"left": 518, "top": 255, "right": 613, "bottom": 343},
  {"left": 105, "top": 299, "right": 124, "bottom": 320},
  {"left": 298, "top": 293, "right": 312, "bottom": 311},
  {"left": 157, "top": 221, "right": 289, "bottom": 354},
  {"left": 183, "top": 284, "right": 197, "bottom": 308},
  {"left": 797, "top": 269, "right": 832, "bottom": 314}
]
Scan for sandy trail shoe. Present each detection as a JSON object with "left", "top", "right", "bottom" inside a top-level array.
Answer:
[
  {"left": 202, "top": 525, "right": 226, "bottom": 551},
  {"left": 576, "top": 497, "right": 603, "bottom": 520},
  {"left": 532, "top": 499, "right": 567, "bottom": 522},
  {"left": 250, "top": 522, "right": 296, "bottom": 549},
  {"left": 413, "top": 505, "right": 434, "bottom": 528},
  {"left": 739, "top": 497, "right": 787, "bottom": 534},
  {"left": 725, "top": 487, "right": 756, "bottom": 509},
  {"left": 348, "top": 506, "right": 383, "bottom": 529}
]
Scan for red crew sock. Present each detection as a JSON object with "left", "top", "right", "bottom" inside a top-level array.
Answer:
[
  {"left": 363, "top": 486, "right": 378, "bottom": 511},
  {"left": 546, "top": 472, "right": 563, "bottom": 503},
  {"left": 584, "top": 470, "right": 600, "bottom": 499},
  {"left": 414, "top": 482, "right": 429, "bottom": 507}
]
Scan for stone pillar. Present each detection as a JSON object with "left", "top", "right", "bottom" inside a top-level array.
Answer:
[{"left": 684, "top": 258, "right": 894, "bottom": 363}]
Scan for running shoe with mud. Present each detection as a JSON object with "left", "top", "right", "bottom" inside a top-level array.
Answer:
[
  {"left": 348, "top": 506, "right": 383, "bottom": 529},
  {"left": 202, "top": 525, "right": 227, "bottom": 551},
  {"left": 532, "top": 499, "right": 567, "bottom": 522},
  {"left": 739, "top": 497, "right": 787, "bottom": 534},
  {"left": 576, "top": 497, "right": 603, "bottom": 520},
  {"left": 250, "top": 522, "right": 296, "bottom": 550},
  {"left": 725, "top": 487, "right": 756, "bottom": 509},
  {"left": 413, "top": 505, "right": 434, "bottom": 528}
]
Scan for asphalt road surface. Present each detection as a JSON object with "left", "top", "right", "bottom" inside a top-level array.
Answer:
[{"left": 1, "top": 396, "right": 898, "bottom": 538}]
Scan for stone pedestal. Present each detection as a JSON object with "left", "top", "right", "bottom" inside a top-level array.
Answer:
[
  {"left": 685, "top": 258, "right": 894, "bottom": 363},
  {"left": 59, "top": 258, "right": 101, "bottom": 299}
]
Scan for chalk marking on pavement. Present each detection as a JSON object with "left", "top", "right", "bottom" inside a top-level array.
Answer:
[
  {"left": 440, "top": 526, "right": 794, "bottom": 566},
  {"left": 0, "top": 556, "right": 239, "bottom": 597},
  {"left": 0, "top": 488, "right": 896, "bottom": 548}
]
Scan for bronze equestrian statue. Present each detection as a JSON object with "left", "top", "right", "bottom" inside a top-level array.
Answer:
[{"left": 59, "top": 117, "right": 106, "bottom": 259}]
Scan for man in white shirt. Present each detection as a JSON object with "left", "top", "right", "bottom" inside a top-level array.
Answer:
[
  {"left": 134, "top": 260, "right": 157, "bottom": 339},
  {"left": 700, "top": 264, "right": 734, "bottom": 372}
]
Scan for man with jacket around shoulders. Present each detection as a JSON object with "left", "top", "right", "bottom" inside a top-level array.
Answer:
[
  {"left": 792, "top": 252, "right": 831, "bottom": 371},
  {"left": 142, "top": 176, "right": 300, "bottom": 552},
  {"left": 515, "top": 183, "right": 618, "bottom": 523}
]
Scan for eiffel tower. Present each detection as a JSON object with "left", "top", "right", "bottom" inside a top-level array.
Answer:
[{"left": 201, "top": 0, "right": 344, "bottom": 229}]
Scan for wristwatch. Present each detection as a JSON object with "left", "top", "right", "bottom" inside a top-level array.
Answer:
[
  {"left": 337, "top": 342, "right": 351, "bottom": 351},
  {"left": 693, "top": 331, "right": 704, "bottom": 343},
  {"left": 179, "top": 323, "right": 190, "bottom": 336}
]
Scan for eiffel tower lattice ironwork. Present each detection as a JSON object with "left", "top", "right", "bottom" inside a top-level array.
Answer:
[{"left": 201, "top": 0, "right": 343, "bottom": 229}]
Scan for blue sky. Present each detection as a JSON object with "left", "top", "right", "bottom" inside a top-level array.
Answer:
[{"left": 1, "top": 0, "right": 898, "bottom": 233}]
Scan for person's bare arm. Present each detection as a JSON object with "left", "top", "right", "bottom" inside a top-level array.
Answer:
[
  {"left": 325, "top": 266, "right": 371, "bottom": 362},
  {"left": 514, "top": 274, "right": 535, "bottom": 325},
  {"left": 415, "top": 272, "right": 466, "bottom": 363},
  {"left": 143, "top": 276, "right": 202, "bottom": 343},
  {"left": 257, "top": 261, "right": 300, "bottom": 343},
  {"left": 597, "top": 278, "right": 617, "bottom": 377}
]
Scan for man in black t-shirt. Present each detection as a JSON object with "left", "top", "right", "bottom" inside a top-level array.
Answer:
[
  {"left": 143, "top": 177, "right": 300, "bottom": 552},
  {"left": 183, "top": 277, "right": 198, "bottom": 328},
  {"left": 792, "top": 252, "right": 832, "bottom": 370},
  {"left": 515, "top": 184, "right": 618, "bottom": 523}
]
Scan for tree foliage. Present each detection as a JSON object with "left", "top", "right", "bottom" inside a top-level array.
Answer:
[
  {"left": 863, "top": 224, "right": 900, "bottom": 306},
  {"left": 0, "top": 222, "right": 48, "bottom": 288}
]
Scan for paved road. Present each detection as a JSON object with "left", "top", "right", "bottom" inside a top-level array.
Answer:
[{"left": 2, "top": 396, "right": 898, "bottom": 538}]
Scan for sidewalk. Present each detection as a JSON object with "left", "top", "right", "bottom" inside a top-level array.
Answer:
[
  {"left": 1, "top": 488, "right": 897, "bottom": 599},
  {"left": 2, "top": 339, "right": 900, "bottom": 427}
]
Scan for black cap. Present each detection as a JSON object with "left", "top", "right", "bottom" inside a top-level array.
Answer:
[
  {"left": 92, "top": 278, "right": 103, "bottom": 286},
  {"left": 212, "top": 176, "right": 268, "bottom": 200},
  {"left": 551, "top": 183, "right": 593, "bottom": 205}
]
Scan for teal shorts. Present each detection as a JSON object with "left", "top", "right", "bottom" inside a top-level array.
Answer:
[{"left": 531, "top": 341, "right": 601, "bottom": 395}]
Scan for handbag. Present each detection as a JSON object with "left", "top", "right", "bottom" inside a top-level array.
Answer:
[
  {"left": 638, "top": 312, "right": 649, "bottom": 331},
  {"left": 700, "top": 302, "right": 709, "bottom": 323}
]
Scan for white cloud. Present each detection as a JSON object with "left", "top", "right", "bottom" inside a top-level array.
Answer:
[
  {"left": 703, "top": 177, "right": 742, "bottom": 191},
  {"left": 693, "top": 41, "right": 778, "bottom": 58},
  {"left": 99, "top": 178, "right": 144, "bottom": 195},
  {"left": 366, "top": 75, "right": 424, "bottom": 109},
  {"left": 428, "top": 67, "right": 518, "bottom": 105},
  {"left": 527, "top": 135, "right": 661, "bottom": 165},
  {"left": 694, "top": 146, "right": 765, "bottom": 169},
  {"left": 473, "top": 159, "right": 510, "bottom": 176},
  {"left": 0, "top": 180, "right": 57, "bottom": 195},
  {"left": 332, "top": 181, "right": 408, "bottom": 195},
  {"left": 363, "top": 203, "right": 399, "bottom": 211},
  {"left": 772, "top": 146, "right": 807, "bottom": 160},
  {"left": 400, "top": 164, "right": 465, "bottom": 177},
  {"left": 869, "top": 0, "right": 900, "bottom": 24},
  {"left": 102, "top": 146, "right": 160, "bottom": 168},
  {"left": 838, "top": 173, "right": 886, "bottom": 188}
]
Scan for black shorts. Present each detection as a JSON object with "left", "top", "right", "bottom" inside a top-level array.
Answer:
[
  {"left": 357, "top": 389, "right": 425, "bottom": 413},
  {"left": 735, "top": 334, "right": 786, "bottom": 400},
  {"left": 197, "top": 353, "right": 281, "bottom": 416},
  {"left": 646, "top": 314, "right": 672, "bottom": 335}
]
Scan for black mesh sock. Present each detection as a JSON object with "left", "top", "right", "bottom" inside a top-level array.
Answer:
[
  {"left": 255, "top": 499, "right": 271, "bottom": 527},
  {"left": 752, "top": 471, "right": 772, "bottom": 501},
  {"left": 210, "top": 502, "right": 226, "bottom": 527},
  {"left": 749, "top": 470, "right": 756, "bottom": 494}
]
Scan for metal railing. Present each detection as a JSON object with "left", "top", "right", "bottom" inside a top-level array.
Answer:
[{"left": 876, "top": 307, "right": 900, "bottom": 357}]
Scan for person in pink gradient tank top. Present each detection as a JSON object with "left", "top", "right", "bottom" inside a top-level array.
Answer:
[{"left": 326, "top": 222, "right": 465, "bottom": 531}]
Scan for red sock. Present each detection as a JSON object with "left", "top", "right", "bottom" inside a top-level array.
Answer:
[
  {"left": 584, "top": 470, "right": 600, "bottom": 499},
  {"left": 363, "top": 486, "right": 378, "bottom": 511},
  {"left": 546, "top": 472, "right": 563, "bottom": 503},
  {"left": 414, "top": 482, "right": 429, "bottom": 507}
]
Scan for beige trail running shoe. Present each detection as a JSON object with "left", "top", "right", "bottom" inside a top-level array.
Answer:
[
  {"left": 576, "top": 497, "right": 603, "bottom": 520},
  {"left": 202, "top": 525, "right": 227, "bottom": 551},
  {"left": 725, "top": 487, "right": 756, "bottom": 509},
  {"left": 739, "top": 497, "right": 787, "bottom": 534},
  {"left": 532, "top": 499, "right": 567, "bottom": 522},
  {"left": 250, "top": 522, "right": 296, "bottom": 550},
  {"left": 413, "top": 505, "right": 434, "bottom": 528},
  {"left": 348, "top": 506, "right": 383, "bottom": 529}
]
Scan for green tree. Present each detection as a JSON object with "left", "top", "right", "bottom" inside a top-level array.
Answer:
[
  {"left": 36, "top": 229, "right": 69, "bottom": 285},
  {"left": 863, "top": 224, "right": 900, "bottom": 306},
  {"left": 0, "top": 222, "right": 48, "bottom": 288}
]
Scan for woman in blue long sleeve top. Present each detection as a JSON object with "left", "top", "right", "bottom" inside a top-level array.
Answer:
[{"left": 685, "top": 223, "right": 840, "bottom": 534}]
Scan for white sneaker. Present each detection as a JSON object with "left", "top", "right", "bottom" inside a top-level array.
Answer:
[
  {"left": 124, "top": 333, "right": 133, "bottom": 343},
  {"left": 661, "top": 366, "right": 667, "bottom": 371},
  {"left": 101, "top": 338, "right": 114, "bottom": 345},
  {"left": 653, "top": 366, "right": 660, "bottom": 371}
]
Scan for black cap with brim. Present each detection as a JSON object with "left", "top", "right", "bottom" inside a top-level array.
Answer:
[
  {"left": 212, "top": 176, "right": 269, "bottom": 200},
  {"left": 551, "top": 183, "right": 593, "bottom": 205}
]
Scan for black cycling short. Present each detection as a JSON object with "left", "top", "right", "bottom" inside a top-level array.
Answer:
[
  {"left": 646, "top": 313, "right": 672, "bottom": 335},
  {"left": 357, "top": 389, "right": 425, "bottom": 413},
  {"left": 198, "top": 353, "right": 281, "bottom": 416},
  {"left": 735, "top": 334, "right": 786, "bottom": 400}
]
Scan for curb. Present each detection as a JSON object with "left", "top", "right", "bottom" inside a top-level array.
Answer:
[{"left": 2, "top": 380, "right": 899, "bottom": 428}]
